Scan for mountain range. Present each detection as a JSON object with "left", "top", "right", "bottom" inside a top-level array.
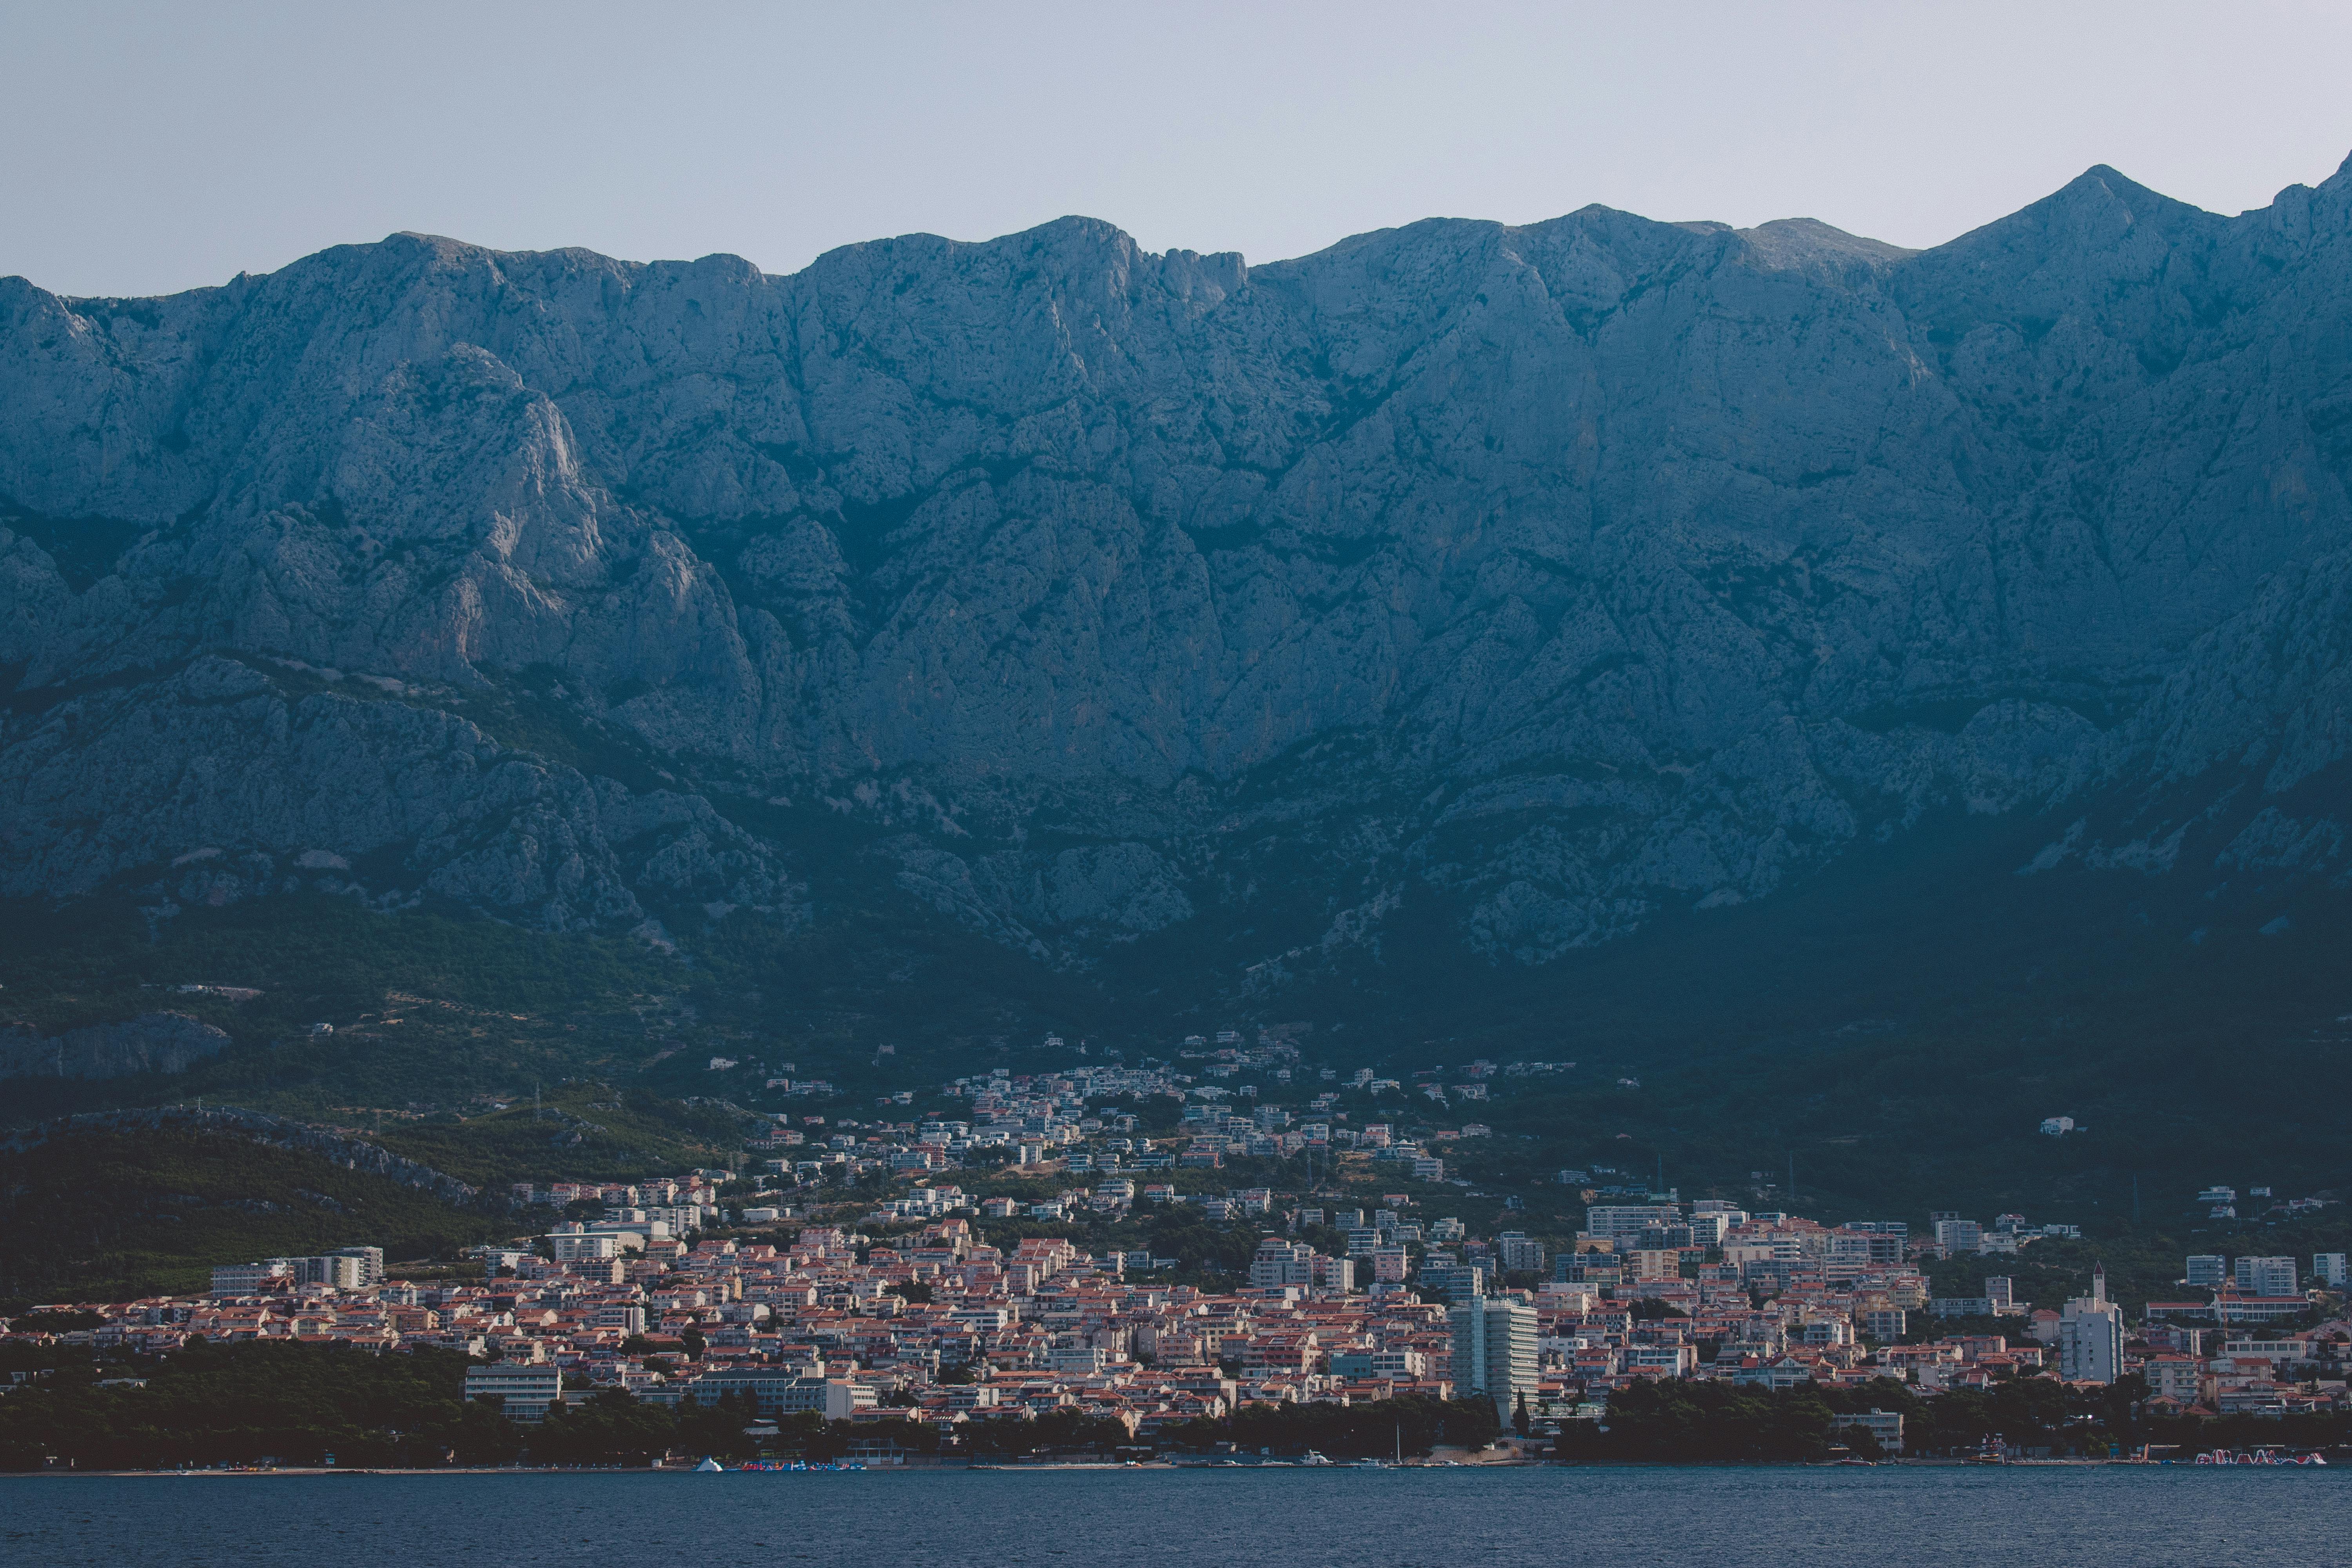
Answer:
[{"left": 7, "top": 156, "right": 2352, "bottom": 1027}]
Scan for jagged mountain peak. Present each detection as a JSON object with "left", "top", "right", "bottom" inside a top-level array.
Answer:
[
  {"left": 1734, "top": 216, "right": 1918, "bottom": 272},
  {"left": 3, "top": 161, "right": 2350, "bottom": 990}
]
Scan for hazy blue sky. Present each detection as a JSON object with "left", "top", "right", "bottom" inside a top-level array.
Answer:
[{"left": 7, "top": 0, "right": 2351, "bottom": 298}]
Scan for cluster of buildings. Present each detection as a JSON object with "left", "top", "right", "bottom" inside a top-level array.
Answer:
[
  {"left": 10, "top": 1156, "right": 2344, "bottom": 1448},
  {"left": 12, "top": 1029, "right": 2347, "bottom": 1446}
]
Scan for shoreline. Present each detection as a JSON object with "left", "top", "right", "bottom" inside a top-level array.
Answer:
[{"left": 3, "top": 1457, "right": 2301, "bottom": 1479}]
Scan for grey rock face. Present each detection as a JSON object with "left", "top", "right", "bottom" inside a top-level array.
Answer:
[
  {"left": 5, "top": 157, "right": 2352, "bottom": 971},
  {"left": 0, "top": 1012, "right": 231, "bottom": 1081}
]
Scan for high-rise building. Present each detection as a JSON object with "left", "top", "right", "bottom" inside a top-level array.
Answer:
[
  {"left": 328, "top": 1246, "right": 386, "bottom": 1285},
  {"left": 303, "top": 1253, "right": 368, "bottom": 1289},
  {"left": 1421, "top": 1263, "right": 1486, "bottom": 1305},
  {"left": 1448, "top": 1297, "right": 1537, "bottom": 1419},
  {"left": 2315, "top": 1253, "right": 2349, "bottom": 1289},
  {"left": 2235, "top": 1256, "right": 2299, "bottom": 1297},
  {"left": 2185, "top": 1254, "right": 2227, "bottom": 1289},
  {"left": 2058, "top": 1267, "right": 2124, "bottom": 1384}
]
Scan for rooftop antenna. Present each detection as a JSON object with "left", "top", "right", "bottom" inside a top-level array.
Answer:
[{"left": 1788, "top": 1153, "right": 1795, "bottom": 1206}]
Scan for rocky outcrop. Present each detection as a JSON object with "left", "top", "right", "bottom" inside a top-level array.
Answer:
[
  {"left": 0, "top": 1012, "right": 231, "bottom": 1081},
  {"left": 5, "top": 156, "right": 2352, "bottom": 975}
]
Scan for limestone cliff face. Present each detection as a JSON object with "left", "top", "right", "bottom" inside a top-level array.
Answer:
[{"left": 5, "top": 157, "right": 2351, "bottom": 971}]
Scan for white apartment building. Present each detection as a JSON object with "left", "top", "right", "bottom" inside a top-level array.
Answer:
[
  {"left": 2058, "top": 1269, "right": 2124, "bottom": 1384},
  {"left": 1584, "top": 1205, "right": 1682, "bottom": 1240},
  {"left": 1497, "top": 1232, "right": 1548, "bottom": 1273},
  {"left": 2234, "top": 1256, "right": 2298, "bottom": 1297},
  {"left": 1932, "top": 1218, "right": 1984, "bottom": 1254},
  {"left": 1249, "top": 1238, "right": 1317, "bottom": 1290},
  {"left": 463, "top": 1362, "right": 563, "bottom": 1421},
  {"left": 1448, "top": 1297, "right": 1537, "bottom": 1419},
  {"left": 548, "top": 1232, "right": 621, "bottom": 1263},
  {"left": 208, "top": 1261, "right": 292, "bottom": 1295}
]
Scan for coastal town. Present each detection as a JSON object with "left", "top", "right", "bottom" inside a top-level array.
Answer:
[{"left": 5, "top": 1040, "right": 2348, "bottom": 1465}]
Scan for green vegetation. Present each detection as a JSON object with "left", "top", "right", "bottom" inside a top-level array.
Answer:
[
  {"left": 1556, "top": 1378, "right": 1896, "bottom": 1463},
  {"left": 0, "top": 1338, "right": 1495, "bottom": 1471},
  {"left": 1328, "top": 813, "right": 2352, "bottom": 1221},
  {"left": 527, "top": 1387, "right": 760, "bottom": 1466},
  {"left": 1164, "top": 1392, "right": 1501, "bottom": 1457},
  {"left": 5, "top": 791, "right": 2350, "bottom": 1241},
  {"left": 369, "top": 1084, "right": 750, "bottom": 1187},
  {"left": 0, "top": 1340, "right": 508, "bottom": 1470},
  {"left": 1916, "top": 1220, "right": 2352, "bottom": 1319},
  {"left": 0, "top": 893, "right": 691, "bottom": 1124},
  {"left": 0, "top": 884, "right": 1105, "bottom": 1131},
  {"left": 1558, "top": 1374, "right": 2352, "bottom": 1462},
  {"left": 0, "top": 1130, "right": 505, "bottom": 1310}
]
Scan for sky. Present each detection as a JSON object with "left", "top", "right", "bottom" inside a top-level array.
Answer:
[{"left": 5, "top": 0, "right": 2351, "bottom": 298}]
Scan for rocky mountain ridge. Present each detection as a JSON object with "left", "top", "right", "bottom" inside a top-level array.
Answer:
[{"left": 5, "top": 156, "right": 2351, "bottom": 986}]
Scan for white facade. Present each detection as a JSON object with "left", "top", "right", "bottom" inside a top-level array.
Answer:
[
  {"left": 2058, "top": 1270, "right": 2124, "bottom": 1384},
  {"left": 549, "top": 1232, "right": 621, "bottom": 1263},
  {"left": 1448, "top": 1298, "right": 1537, "bottom": 1418},
  {"left": 1249, "top": 1238, "right": 1316, "bottom": 1290},
  {"left": 682, "top": 1371, "right": 871, "bottom": 1419},
  {"left": 1584, "top": 1205, "right": 1682, "bottom": 1240},
  {"left": 2235, "top": 1256, "right": 2298, "bottom": 1297},
  {"left": 464, "top": 1363, "right": 563, "bottom": 1421},
  {"left": 208, "top": 1261, "right": 292, "bottom": 1295},
  {"left": 1830, "top": 1408, "right": 1904, "bottom": 1454},
  {"left": 328, "top": 1246, "right": 385, "bottom": 1285},
  {"left": 1497, "top": 1233, "right": 1548, "bottom": 1273},
  {"left": 1933, "top": 1218, "right": 1984, "bottom": 1254}
]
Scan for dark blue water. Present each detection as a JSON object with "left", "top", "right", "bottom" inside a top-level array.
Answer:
[{"left": 4, "top": 1467, "right": 2341, "bottom": 1566}]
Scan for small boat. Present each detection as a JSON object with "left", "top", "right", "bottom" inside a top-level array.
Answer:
[{"left": 694, "top": 1457, "right": 724, "bottom": 1473}]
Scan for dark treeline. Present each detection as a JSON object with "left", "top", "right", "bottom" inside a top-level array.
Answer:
[
  {"left": 0, "top": 1340, "right": 503, "bottom": 1470},
  {"left": 1559, "top": 1376, "right": 2352, "bottom": 1463},
  {"left": 0, "top": 1339, "right": 1497, "bottom": 1470},
  {"left": 1164, "top": 1393, "right": 1501, "bottom": 1457}
]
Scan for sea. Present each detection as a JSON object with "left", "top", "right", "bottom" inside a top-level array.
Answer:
[{"left": 3, "top": 1465, "right": 2341, "bottom": 1566}]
